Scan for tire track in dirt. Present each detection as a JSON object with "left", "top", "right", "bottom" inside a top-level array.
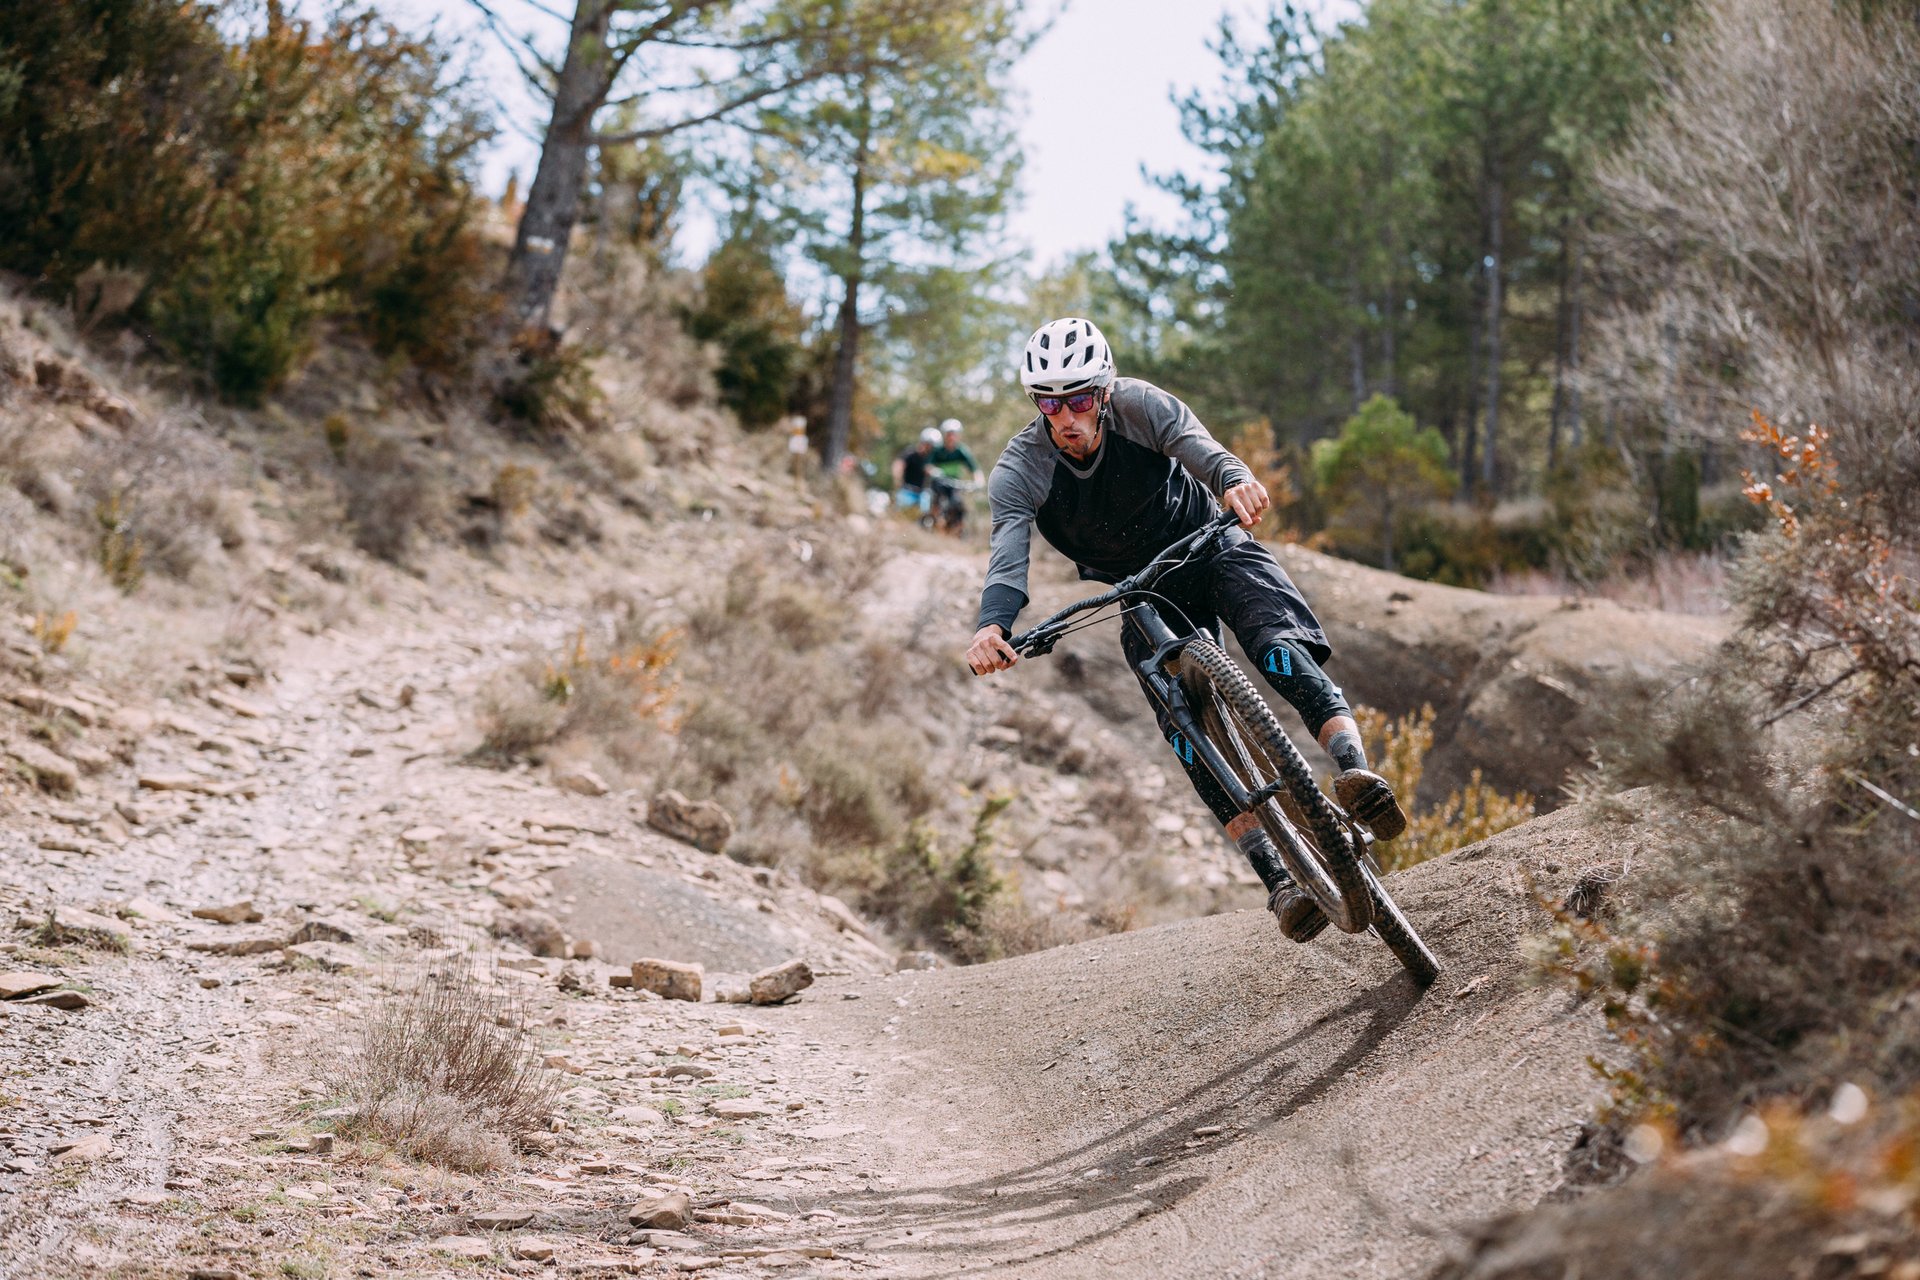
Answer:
[{"left": 779, "top": 802, "right": 1655, "bottom": 1278}]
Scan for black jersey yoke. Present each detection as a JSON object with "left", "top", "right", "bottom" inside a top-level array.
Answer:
[{"left": 976, "top": 378, "right": 1253, "bottom": 634}]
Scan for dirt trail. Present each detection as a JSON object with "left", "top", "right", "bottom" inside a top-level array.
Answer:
[
  {"left": 785, "top": 802, "right": 1645, "bottom": 1278},
  {"left": 0, "top": 529, "right": 1671, "bottom": 1279}
]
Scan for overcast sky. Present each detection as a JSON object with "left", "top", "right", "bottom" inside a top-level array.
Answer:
[{"left": 385, "top": 0, "right": 1347, "bottom": 268}]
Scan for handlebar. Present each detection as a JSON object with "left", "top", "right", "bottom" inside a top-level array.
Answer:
[{"left": 1003, "top": 510, "right": 1242, "bottom": 660}]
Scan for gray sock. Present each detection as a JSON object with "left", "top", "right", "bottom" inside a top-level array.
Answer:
[{"left": 1326, "top": 729, "right": 1367, "bottom": 773}]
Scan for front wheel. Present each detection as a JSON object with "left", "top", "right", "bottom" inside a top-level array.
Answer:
[
  {"left": 1180, "top": 638, "right": 1373, "bottom": 934},
  {"left": 1361, "top": 851, "right": 1440, "bottom": 985}
]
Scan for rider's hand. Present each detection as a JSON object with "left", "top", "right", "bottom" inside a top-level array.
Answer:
[
  {"left": 966, "top": 624, "right": 1020, "bottom": 676},
  {"left": 1222, "top": 479, "right": 1271, "bottom": 529}
]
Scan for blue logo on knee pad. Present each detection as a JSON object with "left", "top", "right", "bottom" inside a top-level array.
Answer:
[
  {"left": 1167, "top": 732, "right": 1194, "bottom": 766},
  {"left": 1264, "top": 647, "right": 1293, "bottom": 677}
]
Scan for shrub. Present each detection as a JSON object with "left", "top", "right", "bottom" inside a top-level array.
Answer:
[
  {"left": 681, "top": 234, "right": 807, "bottom": 430},
  {"left": 325, "top": 962, "right": 557, "bottom": 1171},
  {"left": 858, "top": 796, "right": 1014, "bottom": 951},
  {"left": 476, "top": 614, "right": 679, "bottom": 767},
  {"left": 0, "top": 2, "right": 495, "bottom": 398},
  {"left": 1311, "top": 395, "right": 1453, "bottom": 573},
  {"left": 494, "top": 328, "right": 602, "bottom": 433},
  {"left": 1355, "top": 704, "right": 1535, "bottom": 872},
  {"left": 1545, "top": 418, "right": 1920, "bottom": 1138},
  {"left": 341, "top": 434, "right": 441, "bottom": 563}
]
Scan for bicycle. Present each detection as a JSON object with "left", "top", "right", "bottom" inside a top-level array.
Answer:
[
  {"left": 997, "top": 510, "right": 1440, "bottom": 985},
  {"left": 919, "top": 475, "right": 979, "bottom": 537}
]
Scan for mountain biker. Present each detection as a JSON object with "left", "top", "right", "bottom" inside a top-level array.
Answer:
[
  {"left": 964, "top": 316, "right": 1408, "bottom": 943},
  {"left": 930, "top": 419, "right": 983, "bottom": 487},
  {"left": 925, "top": 419, "right": 981, "bottom": 533},
  {"left": 892, "top": 427, "right": 943, "bottom": 515}
]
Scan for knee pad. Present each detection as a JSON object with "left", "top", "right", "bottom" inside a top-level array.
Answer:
[{"left": 1252, "top": 636, "right": 1350, "bottom": 737}]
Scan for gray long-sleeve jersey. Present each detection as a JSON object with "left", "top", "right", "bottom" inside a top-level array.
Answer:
[{"left": 976, "top": 377, "right": 1254, "bottom": 634}]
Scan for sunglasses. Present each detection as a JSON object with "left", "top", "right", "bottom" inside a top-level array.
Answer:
[{"left": 1032, "top": 390, "right": 1101, "bottom": 416}]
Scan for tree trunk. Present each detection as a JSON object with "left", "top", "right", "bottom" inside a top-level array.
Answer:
[
  {"left": 1377, "top": 138, "right": 1399, "bottom": 399},
  {"left": 1480, "top": 163, "right": 1504, "bottom": 497},
  {"left": 1565, "top": 230, "right": 1585, "bottom": 451},
  {"left": 503, "top": 0, "right": 615, "bottom": 331},
  {"left": 821, "top": 95, "right": 873, "bottom": 470},
  {"left": 1381, "top": 493, "right": 1396, "bottom": 572},
  {"left": 1348, "top": 269, "right": 1367, "bottom": 413},
  {"left": 1460, "top": 261, "right": 1482, "bottom": 497},
  {"left": 1549, "top": 213, "right": 1572, "bottom": 470}
]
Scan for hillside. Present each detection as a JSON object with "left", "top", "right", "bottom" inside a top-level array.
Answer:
[{"left": 0, "top": 276, "right": 1742, "bottom": 1278}]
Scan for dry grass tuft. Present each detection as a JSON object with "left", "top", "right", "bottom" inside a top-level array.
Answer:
[
  {"left": 476, "top": 605, "right": 679, "bottom": 771},
  {"left": 341, "top": 433, "right": 443, "bottom": 563},
  {"left": 325, "top": 963, "right": 557, "bottom": 1171}
]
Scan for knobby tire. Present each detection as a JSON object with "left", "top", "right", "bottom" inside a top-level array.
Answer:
[
  {"left": 1361, "top": 858, "right": 1441, "bottom": 985},
  {"left": 1179, "top": 638, "right": 1373, "bottom": 933}
]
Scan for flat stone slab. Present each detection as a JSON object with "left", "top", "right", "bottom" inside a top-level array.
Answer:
[
  {"left": 0, "top": 972, "right": 59, "bottom": 1000},
  {"left": 428, "top": 1236, "right": 493, "bottom": 1261},
  {"left": 192, "top": 900, "right": 261, "bottom": 925},
  {"left": 187, "top": 932, "right": 288, "bottom": 956},
  {"left": 285, "top": 941, "right": 359, "bottom": 972},
  {"left": 471, "top": 1206, "right": 537, "bottom": 1230},
  {"left": 23, "top": 990, "right": 91, "bottom": 1010}
]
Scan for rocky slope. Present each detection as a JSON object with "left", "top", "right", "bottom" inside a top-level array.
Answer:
[{"left": 0, "top": 283, "right": 1721, "bottom": 1279}]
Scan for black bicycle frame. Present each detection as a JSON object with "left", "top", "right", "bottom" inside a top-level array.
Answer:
[
  {"left": 1124, "top": 603, "right": 1267, "bottom": 815},
  {"left": 1007, "top": 510, "right": 1270, "bottom": 817}
]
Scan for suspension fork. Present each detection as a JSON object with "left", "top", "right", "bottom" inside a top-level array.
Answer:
[{"left": 1130, "top": 607, "right": 1257, "bottom": 814}]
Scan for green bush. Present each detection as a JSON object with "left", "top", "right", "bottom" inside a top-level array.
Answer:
[
  {"left": 682, "top": 235, "right": 807, "bottom": 430},
  {"left": 1310, "top": 395, "right": 1453, "bottom": 572}
]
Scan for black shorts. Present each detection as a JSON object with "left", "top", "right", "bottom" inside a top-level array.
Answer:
[
  {"left": 1116, "top": 537, "right": 1336, "bottom": 826},
  {"left": 1123, "top": 534, "right": 1330, "bottom": 664}
]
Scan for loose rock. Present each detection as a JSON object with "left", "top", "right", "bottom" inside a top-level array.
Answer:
[
  {"left": 748, "top": 959, "right": 813, "bottom": 1005},
  {"left": 287, "top": 918, "right": 355, "bottom": 944},
  {"left": 708, "top": 1099, "right": 777, "bottom": 1121},
  {"left": 493, "top": 909, "right": 568, "bottom": 958},
  {"left": 23, "top": 989, "right": 91, "bottom": 1010},
  {"left": 51, "top": 1133, "right": 113, "bottom": 1164},
  {"left": 192, "top": 900, "right": 261, "bottom": 925},
  {"left": 631, "top": 958, "right": 703, "bottom": 1002},
  {"left": 472, "top": 1206, "right": 537, "bottom": 1231},
  {"left": 610, "top": 1106, "right": 665, "bottom": 1126},
  {"left": 429, "top": 1236, "right": 494, "bottom": 1262},
  {"left": 187, "top": 932, "right": 288, "bottom": 957},
  {"left": 286, "top": 941, "right": 360, "bottom": 972},
  {"left": 9, "top": 741, "right": 78, "bottom": 795},
  {"left": 23, "top": 904, "right": 133, "bottom": 951},
  {"left": 510, "top": 1238, "right": 556, "bottom": 1262},
  {"left": 628, "top": 1190, "right": 693, "bottom": 1230},
  {"left": 554, "top": 763, "right": 610, "bottom": 797},
  {"left": 0, "top": 972, "right": 59, "bottom": 1000},
  {"left": 647, "top": 790, "right": 735, "bottom": 853}
]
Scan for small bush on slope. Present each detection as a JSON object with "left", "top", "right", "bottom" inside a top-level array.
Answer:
[
  {"left": 1355, "top": 704, "right": 1535, "bottom": 872},
  {"left": 324, "top": 963, "right": 557, "bottom": 1171}
]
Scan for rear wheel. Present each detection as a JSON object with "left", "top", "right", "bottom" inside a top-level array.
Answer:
[{"left": 1180, "top": 638, "right": 1373, "bottom": 934}]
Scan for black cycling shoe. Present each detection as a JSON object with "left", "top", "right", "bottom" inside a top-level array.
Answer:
[
  {"left": 1235, "top": 826, "right": 1329, "bottom": 942},
  {"left": 1335, "top": 767, "right": 1408, "bottom": 841},
  {"left": 1269, "top": 873, "right": 1330, "bottom": 943}
]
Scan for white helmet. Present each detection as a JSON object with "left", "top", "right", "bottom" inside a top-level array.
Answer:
[
  {"left": 939, "top": 418, "right": 962, "bottom": 436},
  {"left": 919, "top": 427, "right": 942, "bottom": 446},
  {"left": 1020, "top": 317, "right": 1114, "bottom": 395}
]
